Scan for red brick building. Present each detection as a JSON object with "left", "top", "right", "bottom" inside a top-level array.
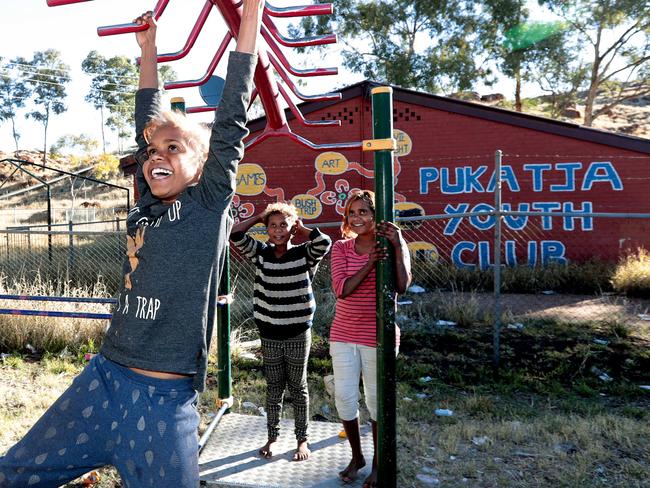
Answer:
[{"left": 123, "top": 81, "right": 650, "bottom": 267}]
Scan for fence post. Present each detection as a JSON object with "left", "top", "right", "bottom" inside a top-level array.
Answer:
[
  {"left": 68, "top": 221, "right": 75, "bottom": 282},
  {"left": 47, "top": 187, "right": 53, "bottom": 262},
  {"left": 369, "top": 86, "right": 397, "bottom": 487},
  {"left": 493, "top": 150, "right": 503, "bottom": 367},
  {"left": 217, "top": 247, "right": 232, "bottom": 404},
  {"left": 116, "top": 217, "right": 122, "bottom": 262}
]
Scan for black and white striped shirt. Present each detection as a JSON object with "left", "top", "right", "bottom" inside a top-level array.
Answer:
[{"left": 231, "top": 228, "right": 331, "bottom": 340}]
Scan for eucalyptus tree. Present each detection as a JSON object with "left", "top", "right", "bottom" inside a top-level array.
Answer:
[
  {"left": 23, "top": 50, "right": 71, "bottom": 161},
  {"left": 542, "top": 0, "right": 650, "bottom": 126},
  {"left": 484, "top": 0, "right": 573, "bottom": 112},
  {"left": 0, "top": 56, "right": 31, "bottom": 152},
  {"left": 82, "top": 51, "right": 176, "bottom": 153},
  {"left": 293, "top": 0, "right": 493, "bottom": 93}
]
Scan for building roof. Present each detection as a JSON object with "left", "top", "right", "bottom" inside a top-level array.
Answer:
[{"left": 248, "top": 80, "right": 650, "bottom": 155}]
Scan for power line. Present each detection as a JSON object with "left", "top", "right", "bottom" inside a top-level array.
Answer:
[
  {"left": 1, "top": 72, "right": 135, "bottom": 97},
  {"left": 2, "top": 61, "right": 139, "bottom": 82}
]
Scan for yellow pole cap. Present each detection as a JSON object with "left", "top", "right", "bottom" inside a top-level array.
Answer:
[{"left": 371, "top": 86, "right": 392, "bottom": 95}]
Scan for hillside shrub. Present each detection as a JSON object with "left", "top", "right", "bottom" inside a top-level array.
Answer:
[
  {"left": 611, "top": 248, "right": 650, "bottom": 297},
  {"left": 92, "top": 153, "right": 121, "bottom": 180}
]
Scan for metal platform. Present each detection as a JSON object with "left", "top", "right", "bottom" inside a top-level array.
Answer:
[{"left": 199, "top": 413, "right": 373, "bottom": 487}]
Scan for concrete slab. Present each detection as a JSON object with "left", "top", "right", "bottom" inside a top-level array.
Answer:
[{"left": 199, "top": 413, "right": 373, "bottom": 487}]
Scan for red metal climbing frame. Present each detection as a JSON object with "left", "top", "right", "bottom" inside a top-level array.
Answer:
[{"left": 46, "top": 0, "right": 362, "bottom": 151}]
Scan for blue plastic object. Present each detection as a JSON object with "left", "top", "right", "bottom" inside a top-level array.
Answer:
[{"left": 199, "top": 75, "right": 226, "bottom": 107}]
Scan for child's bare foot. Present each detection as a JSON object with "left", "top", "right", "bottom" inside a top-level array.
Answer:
[
  {"left": 258, "top": 438, "right": 278, "bottom": 459},
  {"left": 362, "top": 467, "right": 377, "bottom": 487},
  {"left": 339, "top": 457, "right": 366, "bottom": 483},
  {"left": 292, "top": 438, "right": 310, "bottom": 461}
]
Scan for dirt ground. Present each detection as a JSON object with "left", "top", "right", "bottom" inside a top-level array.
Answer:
[
  {"left": 1, "top": 292, "right": 649, "bottom": 487},
  {"left": 474, "top": 291, "right": 650, "bottom": 325}
]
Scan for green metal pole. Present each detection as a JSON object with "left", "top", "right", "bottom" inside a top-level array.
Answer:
[
  {"left": 217, "top": 248, "right": 232, "bottom": 401},
  {"left": 493, "top": 150, "right": 503, "bottom": 368},
  {"left": 169, "top": 96, "right": 232, "bottom": 401},
  {"left": 371, "top": 86, "right": 397, "bottom": 487}
]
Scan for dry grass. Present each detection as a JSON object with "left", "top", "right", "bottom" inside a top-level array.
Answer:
[
  {"left": 0, "top": 274, "right": 110, "bottom": 353},
  {"left": 396, "top": 401, "right": 650, "bottom": 487},
  {"left": 612, "top": 248, "right": 650, "bottom": 298},
  {"left": 2, "top": 343, "right": 648, "bottom": 487},
  {"left": 1, "top": 284, "right": 649, "bottom": 487}
]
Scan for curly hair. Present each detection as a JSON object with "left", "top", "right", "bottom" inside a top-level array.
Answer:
[
  {"left": 341, "top": 190, "right": 375, "bottom": 239},
  {"left": 263, "top": 202, "right": 299, "bottom": 227},
  {"left": 142, "top": 109, "right": 211, "bottom": 167}
]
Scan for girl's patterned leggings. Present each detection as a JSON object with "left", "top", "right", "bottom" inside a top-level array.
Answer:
[
  {"left": 0, "top": 354, "right": 200, "bottom": 488},
  {"left": 260, "top": 329, "right": 311, "bottom": 441}
]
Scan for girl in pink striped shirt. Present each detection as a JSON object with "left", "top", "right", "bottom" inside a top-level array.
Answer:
[{"left": 329, "top": 190, "right": 411, "bottom": 487}]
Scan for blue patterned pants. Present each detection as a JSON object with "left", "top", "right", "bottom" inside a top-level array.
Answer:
[{"left": 0, "top": 354, "right": 200, "bottom": 488}]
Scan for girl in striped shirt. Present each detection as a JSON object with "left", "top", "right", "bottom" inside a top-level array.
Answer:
[
  {"left": 330, "top": 190, "right": 411, "bottom": 487},
  {"left": 231, "top": 202, "right": 331, "bottom": 461}
]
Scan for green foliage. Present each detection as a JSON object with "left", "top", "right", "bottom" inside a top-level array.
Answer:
[
  {"left": 0, "top": 56, "right": 31, "bottom": 151},
  {"left": 82, "top": 51, "right": 176, "bottom": 151},
  {"left": 42, "top": 355, "right": 80, "bottom": 375},
  {"left": 50, "top": 133, "right": 99, "bottom": 156},
  {"left": 541, "top": 0, "right": 650, "bottom": 125},
  {"left": 92, "top": 153, "right": 121, "bottom": 180},
  {"left": 23, "top": 50, "right": 71, "bottom": 158},
  {"left": 295, "top": 0, "right": 494, "bottom": 93},
  {"left": 1, "top": 354, "right": 25, "bottom": 369},
  {"left": 75, "top": 338, "right": 99, "bottom": 363},
  {"left": 611, "top": 248, "right": 650, "bottom": 297},
  {"left": 82, "top": 51, "right": 137, "bottom": 151}
]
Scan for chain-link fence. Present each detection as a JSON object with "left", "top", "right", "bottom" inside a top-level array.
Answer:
[
  {"left": 1, "top": 210, "right": 649, "bottom": 361},
  {"left": 1, "top": 208, "right": 126, "bottom": 230},
  {"left": 0, "top": 228, "right": 125, "bottom": 294}
]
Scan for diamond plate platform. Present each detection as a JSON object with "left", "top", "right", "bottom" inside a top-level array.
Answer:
[{"left": 199, "top": 413, "right": 373, "bottom": 487}]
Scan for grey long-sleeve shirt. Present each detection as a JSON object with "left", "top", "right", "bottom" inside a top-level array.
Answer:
[{"left": 101, "top": 51, "right": 257, "bottom": 392}]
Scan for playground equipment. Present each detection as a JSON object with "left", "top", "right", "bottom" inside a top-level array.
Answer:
[
  {"left": 47, "top": 0, "right": 361, "bottom": 151},
  {"left": 0, "top": 294, "right": 115, "bottom": 320},
  {"left": 40, "top": 1, "right": 399, "bottom": 485}
]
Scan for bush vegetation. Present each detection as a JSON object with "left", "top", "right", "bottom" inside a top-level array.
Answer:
[{"left": 611, "top": 248, "right": 650, "bottom": 298}]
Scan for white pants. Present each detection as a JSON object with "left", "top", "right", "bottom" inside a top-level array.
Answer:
[{"left": 330, "top": 341, "right": 380, "bottom": 421}]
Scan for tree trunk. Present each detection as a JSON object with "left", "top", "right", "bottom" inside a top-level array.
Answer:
[
  {"left": 583, "top": 30, "right": 602, "bottom": 127},
  {"left": 583, "top": 81, "right": 598, "bottom": 126},
  {"left": 515, "top": 67, "right": 522, "bottom": 112},
  {"left": 11, "top": 117, "right": 19, "bottom": 153},
  {"left": 100, "top": 105, "right": 106, "bottom": 153},
  {"left": 43, "top": 106, "right": 50, "bottom": 162}
]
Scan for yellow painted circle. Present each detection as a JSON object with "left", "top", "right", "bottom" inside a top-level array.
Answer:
[
  {"left": 395, "top": 202, "right": 424, "bottom": 229},
  {"left": 291, "top": 194, "right": 323, "bottom": 220},
  {"left": 250, "top": 223, "right": 268, "bottom": 242},
  {"left": 393, "top": 129, "right": 412, "bottom": 157},
  {"left": 315, "top": 152, "right": 349, "bottom": 175},
  {"left": 236, "top": 163, "right": 267, "bottom": 196},
  {"left": 407, "top": 241, "right": 438, "bottom": 262},
  {"left": 395, "top": 202, "right": 424, "bottom": 216}
]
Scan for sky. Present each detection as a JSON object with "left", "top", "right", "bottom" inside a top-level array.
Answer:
[
  {"left": 0, "top": 0, "right": 556, "bottom": 154},
  {"left": 0, "top": 0, "right": 363, "bottom": 153}
]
